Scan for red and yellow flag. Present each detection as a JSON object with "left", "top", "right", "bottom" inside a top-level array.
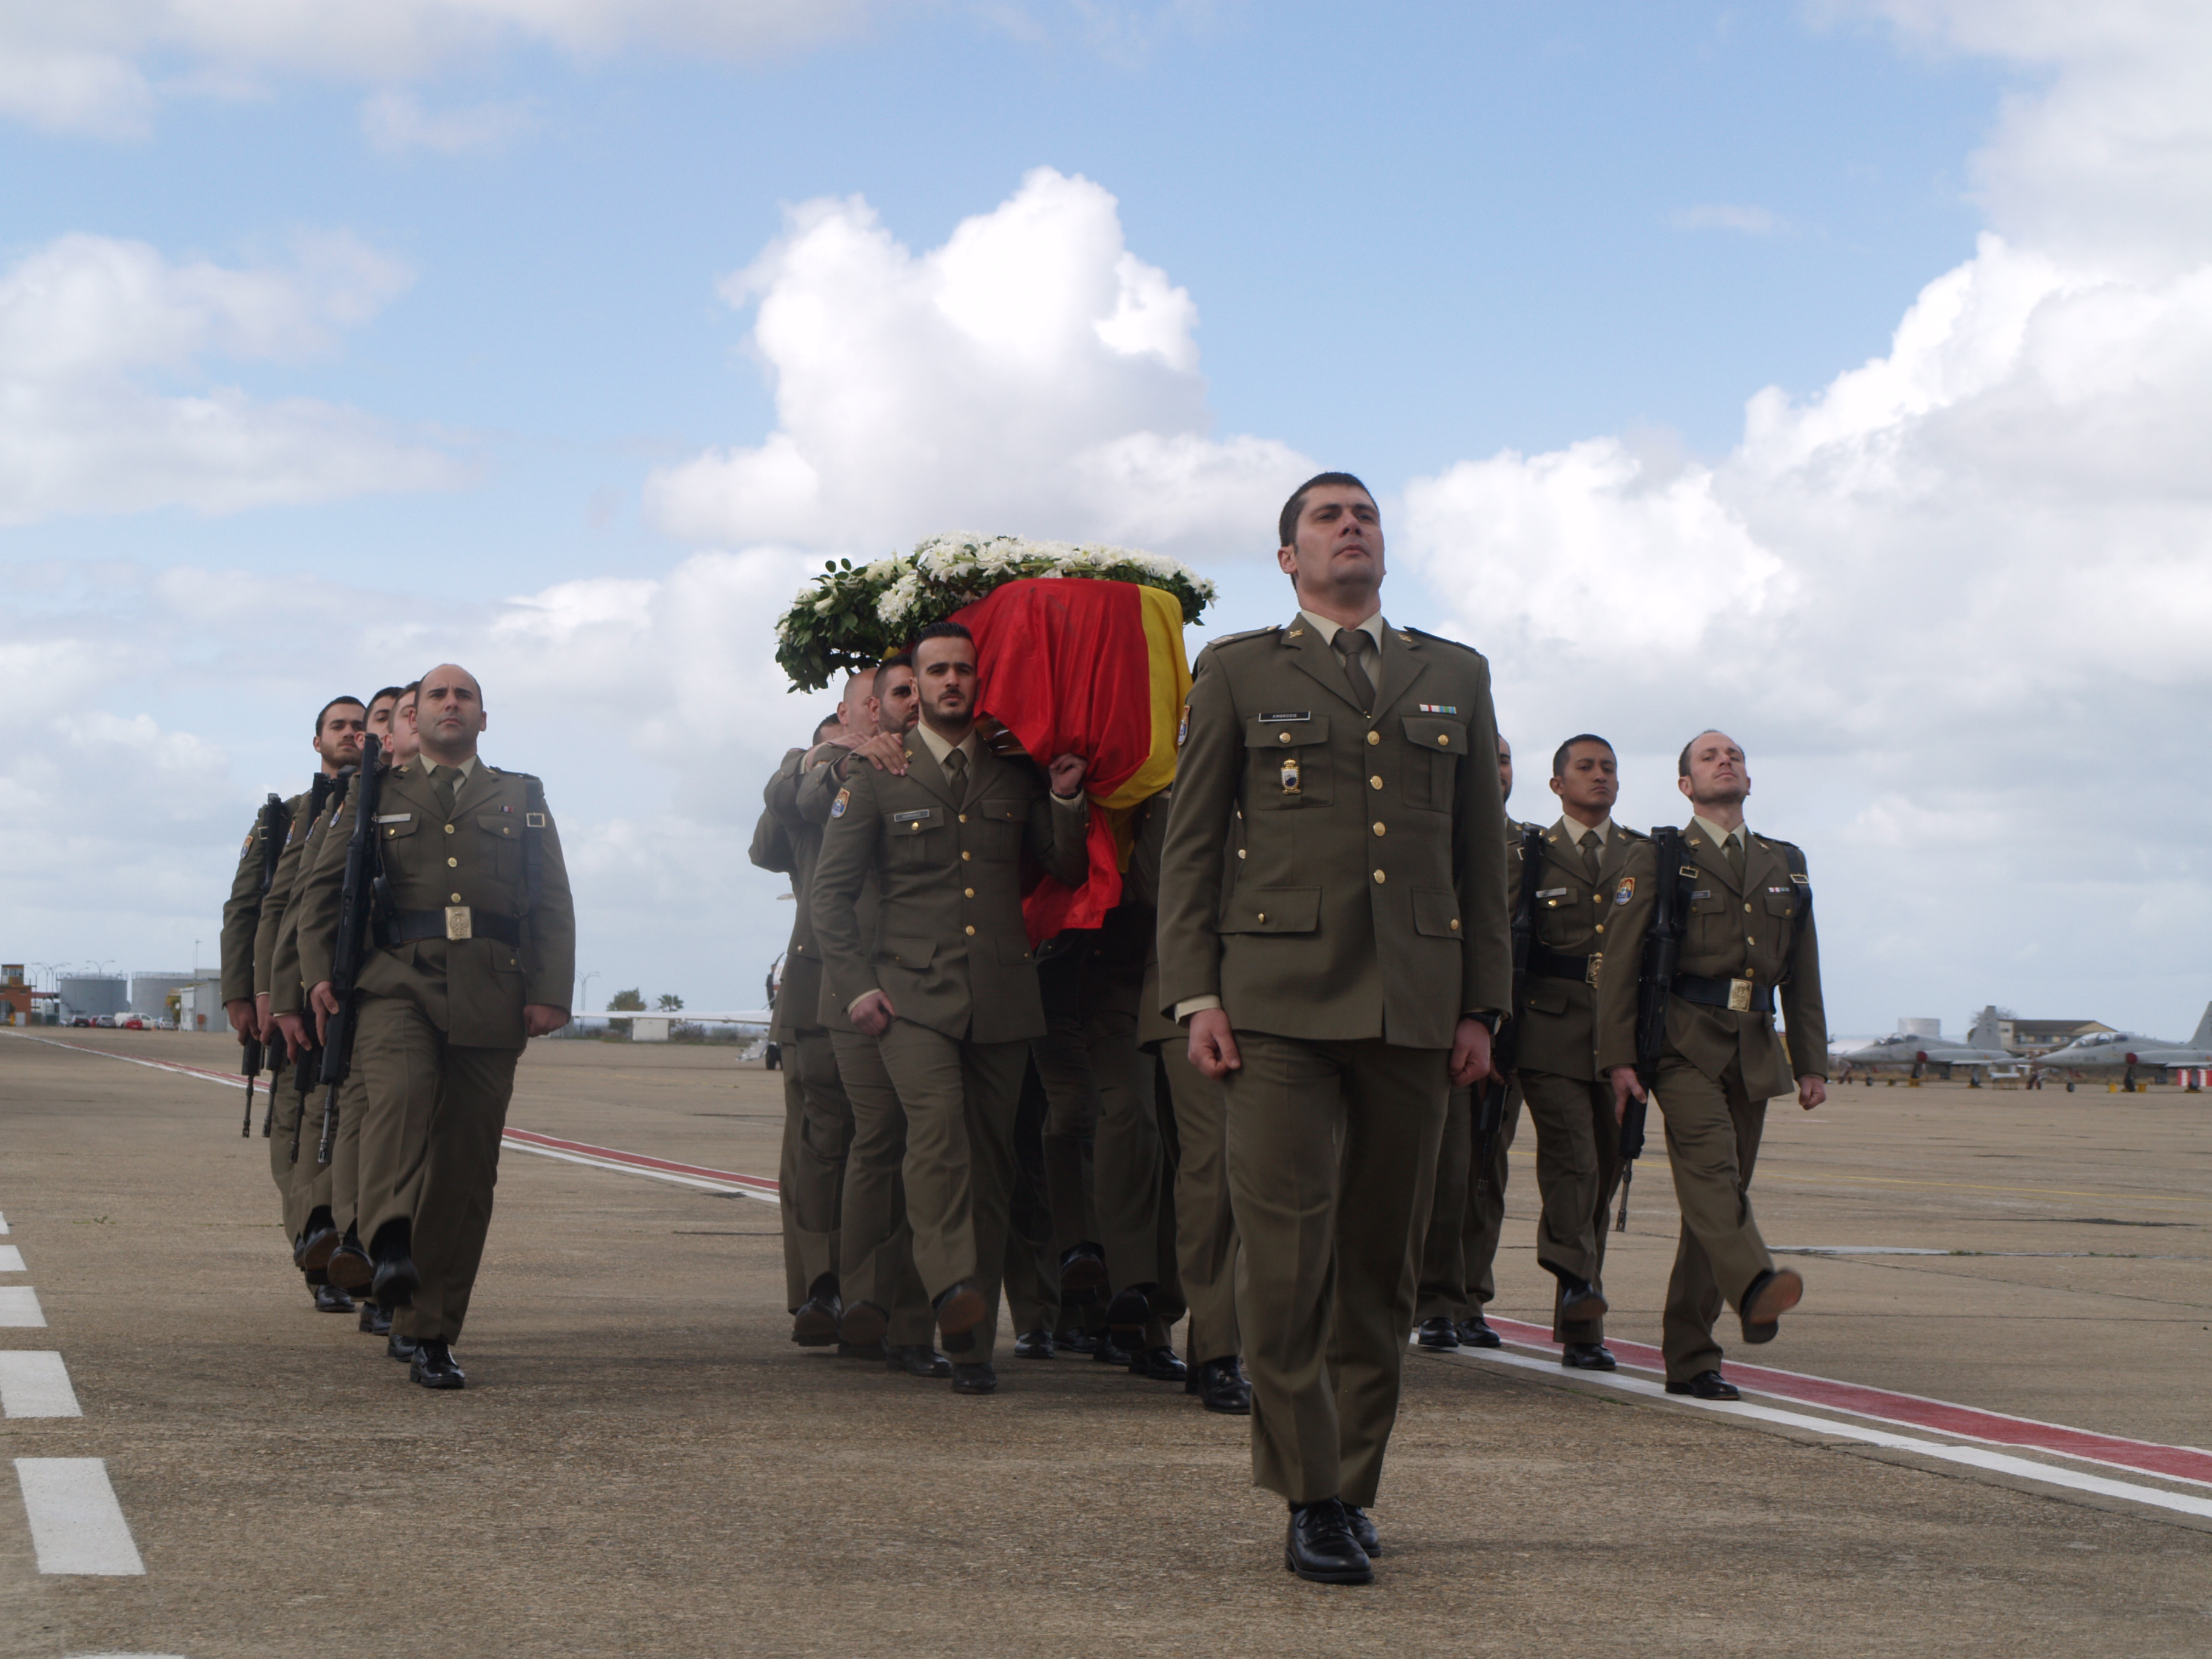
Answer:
[{"left": 954, "top": 577, "right": 1191, "bottom": 942}]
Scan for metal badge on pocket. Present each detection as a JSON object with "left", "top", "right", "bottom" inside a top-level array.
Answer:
[{"left": 1279, "top": 754, "right": 1302, "bottom": 794}]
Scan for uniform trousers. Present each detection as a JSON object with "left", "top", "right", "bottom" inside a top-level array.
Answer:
[
  {"left": 1654, "top": 1054, "right": 1775, "bottom": 1381},
  {"left": 1156, "top": 1042, "right": 1240, "bottom": 1363},
  {"left": 270, "top": 1085, "right": 334, "bottom": 1245},
  {"left": 874, "top": 1020, "right": 1027, "bottom": 1362},
  {"left": 830, "top": 1030, "right": 933, "bottom": 1346},
  {"left": 1461, "top": 1082, "right": 1518, "bottom": 1310},
  {"left": 352, "top": 993, "right": 521, "bottom": 1344},
  {"left": 1518, "top": 1070, "right": 1624, "bottom": 1344},
  {"left": 777, "top": 1027, "right": 853, "bottom": 1310},
  {"left": 1004, "top": 1059, "right": 1059, "bottom": 1338},
  {"left": 1225, "top": 1031, "right": 1449, "bottom": 1507},
  {"left": 1416, "top": 1083, "right": 1517, "bottom": 1321},
  {"left": 327, "top": 1070, "right": 367, "bottom": 1240}
]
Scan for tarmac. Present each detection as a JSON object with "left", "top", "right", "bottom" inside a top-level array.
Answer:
[{"left": 1, "top": 1028, "right": 2208, "bottom": 1657}]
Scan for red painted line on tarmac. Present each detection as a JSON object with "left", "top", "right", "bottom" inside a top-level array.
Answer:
[
  {"left": 498, "top": 1128, "right": 780, "bottom": 1196},
  {"left": 1486, "top": 1315, "right": 2212, "bottom": 1488}
]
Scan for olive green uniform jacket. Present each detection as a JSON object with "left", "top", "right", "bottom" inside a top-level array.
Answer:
[
  {"left": 754, "top": 747, "right": 833, "bottom": 1042},
  {"left": 1514, "top": 822, "right": 1654, "bottom": 1082},
  {"left": 1156, "top": 618, "right": 1512, "bottom": 1042},
  {"left": 1596, "top": 823, "right": 1826, "bottom": 1100},
  {"left": 810, "top": 738, "right": 1088, "bottom": 1045},
  {"left": 220, "top": 798, "right": 293, "bottom": 1005},
  {"left": 297, "top": 760, "right": 577, "bottom": 1050}
]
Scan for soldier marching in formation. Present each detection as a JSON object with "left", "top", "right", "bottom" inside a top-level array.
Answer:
[{"left": 215, "top": 482, "right": 1826, "bottom": 1583}]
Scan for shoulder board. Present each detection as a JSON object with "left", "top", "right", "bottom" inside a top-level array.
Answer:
[
  {"left": 285, "top": 791, "right": 309, "bottom": 812},
  {"left": 1207, "top": 625, "right": 1278, "bottom": 648},
  {"left": 1615, "top": 824, "right": 1651, "bottom": 840},
  {"left": 1401, "top": 625, "right": 1476, "bottom": 652},
  {"left": 1755, "top": 836, "right": 1803, "bottom": 854}
]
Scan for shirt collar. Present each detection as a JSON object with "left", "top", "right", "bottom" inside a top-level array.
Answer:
[
  {"left": 1557, "top": 815, "right": 1612, "bottom": 846},
  {"left": 1691, "top": 813, "right": 1745, "bottom": 850},
  {"left": 1295, "top": 608, "right": 1388, "bottom": 652},
  {"left": 912, "top": 723, "right": 977, "bottom": 766},
  {"left": 418, "top": 754, "right": 478, "bottom": 780}
]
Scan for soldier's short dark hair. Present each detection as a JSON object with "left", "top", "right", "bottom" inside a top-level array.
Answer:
[
  {"left": 1678, "top": 729, "right": 1730, "bottom": 778},
  {"left": 366, "top": 685, "right": 405, "bottom": 711},
  {"left": 314, "top": 696, "right": 365, "bottom": 735},
  {"left": 1278, "top": 471, "right": 1375, "bottom": 549},
  {"left": 914, "top": 622, "right": 974, "bottom": 653},
  {"left": 1552, "top": 734, "right": 1614, "bottom": 779},
  {"left": 812, "top": 714, "right": 840, "bottom": 743},
  {"left": 873, "top": 649, "right": 914, "bottom": 695},
  {"left": 401, "top": 680, "right": 421, "bottom": 697}
]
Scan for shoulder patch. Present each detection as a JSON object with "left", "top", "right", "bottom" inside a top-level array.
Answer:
[
  {"left": 830, "top": 787, "right": 850, "bottom": 820},
  {"left": 1614, "top": 875, "right": 1637, "bottom": 906}
]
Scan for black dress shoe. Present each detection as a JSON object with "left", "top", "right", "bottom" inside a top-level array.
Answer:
[
  {"left": 359, "top": 1301, "right": 393, "bottom": 1335},
  {"left": 1090, "top": 1329, "right": 1132, "bottom": 1366},
  {"left": 792, "top": 1293, "right": 843, "bottom": 1347},
  {"left": 384, "top": 1331, "right": 420, "bottom": 1362},
  {"left": 326, "top": 1243, "right": 374, "bottom": 1293},
  {"left": 313, "top": 1282, "right": 355, "bottom": 1313},
  {"left": 1556, "top": 1275, "right": 1609, "bottom": 1325},
  {"left": 950, "top": 1361, "right": 997, "bottom": 1395},
  {"left": 933, "top": 1281, "right": 987, "bottom": 1352},
  {"left": 888, "top": 1345, "right": 953, "bottom": 1378},
  {"left": 836, "top": 1339, "right": 888, "bottom": 1361},
  {"left": 1666, "top": 1369, "right": 1740, "bottom": 1401},
  {"left": 1343, "top": 1505, "right": 1381, "bottom": 1556},
  {"left": 1561, "top": 1342, "right": 1617, "bottom": 1371},
  {"left": 409, "top": 1336, "right": 465, "bottom": 1389},
  {"left": 1282, "top": 1499, "right": 1372, "bottom": 1585},
  {"left": 1104, "top": 1285, "right": 1150, "bottom": 1344},
  {"left": 1058, "top": 1245, "right": 1108, "bottom": 1301},
  {"left": 1415, "top": 1315, "right": 1461, "bottom": 1350},
  {"left": 837, "top": 1300, "right": 890, "bottom": 1347},
  {"left": 1740, "top": 1267, "right": 1803, "bottom": 1344},
  {"left": 1013, "top": 1328, "right": 1055, "bottom": 1359},
  {"left": 1196, "top": 1356, "right": 1252, "bottom": 1415},
  {"left": 370, "top": 1255, "right": 418, "bottom": 1311},
  {"left": 1128, "top": 1345, "right": 1187, "bottom": 1383},
  {"left": 293, "top": 1213, "right": 338, "bottom": 1272},
  {"left": 1053, "top": 1325, "right": 1098, "bottom": 1356},
  {"left": 1456, "top": 1313, "right": 1501, "bottom": 1349}
]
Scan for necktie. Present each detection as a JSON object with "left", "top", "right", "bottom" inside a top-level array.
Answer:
[
  {"left": 1332, "top": 628, "right": 1375, "bottom": 712},
  {"left": 432, "top": 767, "right": 458, "bottom": 820},
  {"left": 1580, "top": 831, "right": 1603, "bottom": 884},
  {"left": 943, "top": 745, "right": 968, "bottom": 807},
  {"left": 1725, "top": 831, "right": 1746, "bottom": 885}
]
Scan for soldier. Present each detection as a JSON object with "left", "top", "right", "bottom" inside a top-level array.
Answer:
[
  {"left": 1603, "top": 729, "right": 1826, "bottom": 1401},
  {"left": 813, "top": 653, "right": 950, "bottom": 1379},
  {"left": 811, "top": 622, "right": 1090, "bottom": 1396},
  {"left": 752, "top": 699, "right": 859, "bottom": 1347},
  {"left": 240, "top": 696, "right": 364, "bottom": 1312},
  {"left": 1158, "top": 472, "right": 1510, "bottom": 1584},
  {"left": 1508, "top": 734, "right": 1652, "bottom": 1369},
  {"left": 299, "top": 663, "right": 577, "bottom": 1390}
]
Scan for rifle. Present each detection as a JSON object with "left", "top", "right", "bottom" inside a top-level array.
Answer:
[
  {"left": 241, "top": 791, "right": 286, "bottom": 1136},
  {"left": 284, "top": 771, "right": 340, "bottom": 1158},
  {"left": 1473, "top": 823, "right": 1546, "bottom": 1202},
  {"left": 1620, "top": 825, "right": 1689, "bottom": 1231},
  {"left": 315, "top": 737, "right": 386, "bottom": 1166}
]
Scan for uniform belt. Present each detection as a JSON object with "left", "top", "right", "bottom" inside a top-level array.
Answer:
[
  {"left": 378, "top": 908, "right": 522, "bottom": 947},
  {"left": 1532, "top": 945, "right": 1599, "bottom": 986},
  {"left": 1672, "top": 973, "right": 1773, "bottom": 1015}
]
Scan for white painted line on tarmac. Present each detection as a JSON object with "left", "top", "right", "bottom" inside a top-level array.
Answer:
[
  {"left": 0, "top": 1287, "right": 46, "bottom": 1326},
  {"left": 501, "top": 1139, "right": 782, "bottom": 1205},
  {"left": 0, "top": 1245, "right": 24, "bottom": 1272},
  {"left": 0, "top": 1353, "right": 81, "bottom": 1417},
  {"left": 14, "top": 1459, "right": 146, "bottom": 1574},
  {"left": 1437, "top": 1344, "right": 2212, "bottom": 1522},
  {"left": 0, "top": 1210, "right": 8, "bottom": 1232}
]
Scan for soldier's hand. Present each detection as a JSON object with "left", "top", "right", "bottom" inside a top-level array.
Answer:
[
  {"left": 1188, "top": 1009, "right": 1241, "bottom": 1079},
  {"left": 273, "top": 1011, "right": 309, "bottom": 1062},
  {"left": 1608, "top": 1064, "right": 1646, "bottom": 1123},
  {"left": 1048, "top": 752, "right": 1089, "bottom": 799},
  {"left": 524, "top": 1004, "right": 570, "bottom": 1038},
  {"left": 851, "top": 990, "right": 896, "bottom": 1037},
  {"left": 845, "top": 733, "right": 910, "bottom": 775},
  {"left": 1797, "top": 1074, "right": 1826, "bottom": 1112},
  {"left": 224, "top": 998, "right": 255, "bottom": 1042},
  {"left": 805, "top": 734, "right": 865, "bottom": 766},
  {"left": 1449, "top": 1016, "right": 1493, "bottom": 1088},
  {"left": 308, "top": 980, "right": 340, "bottom": 1045}
]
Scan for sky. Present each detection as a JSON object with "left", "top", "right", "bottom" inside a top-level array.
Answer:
[{"left": 3, "top": 1, "right": 2208, "bottom": 1041}]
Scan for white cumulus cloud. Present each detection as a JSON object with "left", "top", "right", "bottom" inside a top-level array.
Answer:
[{"left": 645, "top": 167, "right": 1312, "bottom": 560}]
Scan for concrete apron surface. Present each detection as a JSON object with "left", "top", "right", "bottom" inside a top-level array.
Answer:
[{"left": 2, "top": 1030, "right": 2208, "bottom": 1658}]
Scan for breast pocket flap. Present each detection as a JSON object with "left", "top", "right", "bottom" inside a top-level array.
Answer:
[
  {"left": 1399, "top": 717, "right": 1468, "bottom": 752},
  {"left": 1411, "top": 886, "right": 1463, "bottom": 939},
  {"left": 878, "top": 934, "right": 938, "bottom": 968},
  {"left": 1245, "top": 717, "right": 1330, "bottom": 749},
  {"left": 1216, "top": 887, "right": 1320, "bottom": 934}
]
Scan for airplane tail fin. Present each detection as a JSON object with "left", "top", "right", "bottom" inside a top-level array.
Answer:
[
  {"left": 1969, "top": 1005, "right": 2003, "bottom": 1051},
  {"left": 2191, "top": 1002, "right": 2212, "bottom": 1049}
]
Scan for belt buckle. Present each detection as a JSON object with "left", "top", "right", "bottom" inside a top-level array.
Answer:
[
  {"left": 1726, "top": 977, "right": 1753, "bottom": 1013},
  {"left": 444, "top": 905, "right": 473, "bottom": 942},
  {"left": 1585, "top": 951, "right": 1604, "bottom": 988}
]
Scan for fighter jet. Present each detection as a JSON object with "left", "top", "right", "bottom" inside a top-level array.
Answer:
[
  {"left": 1833, "top": 1012, "right": 2019, "bottom": 1084},
  {"left": 2033, "top": 1004, "right": 2212, "bottom": 1090}
]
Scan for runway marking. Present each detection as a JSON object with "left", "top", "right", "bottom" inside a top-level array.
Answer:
[
  {"left": 1475, "top": 1316, "right": 2212, "bottom": 1490},
  {"left": 500, "top": 1128, "right": 782, "bottom": 1204},
  {"left": 0, "top": 1245, "right": 22, "bottom": 1271},
  {"left": 0, "top": 1211, "right": 8, "bottom": 1232},
  {"left": 0, "top": 1352, "right": 82, "bottom": 1418},
  {"left": 13, "top": 1459, "right": 145, "bottom": 1574},
  {"left": 0, "top": 1287, "right": 46, "bottom": 1327}
]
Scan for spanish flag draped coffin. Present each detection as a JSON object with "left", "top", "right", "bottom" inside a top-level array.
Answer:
[{"left": 952, "top": 577, "right": 1191, "bottom": 943}]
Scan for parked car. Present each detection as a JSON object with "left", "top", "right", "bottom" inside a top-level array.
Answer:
[
  {"left": 93, "top": 1014, "right": 116, "bottom": 1028},
  {"left": 70, "top": 1016, "right": 93, "bottom": 1027},
  {"left": 119, "top": 1016, "right": 146, "bottom": 1030}
]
